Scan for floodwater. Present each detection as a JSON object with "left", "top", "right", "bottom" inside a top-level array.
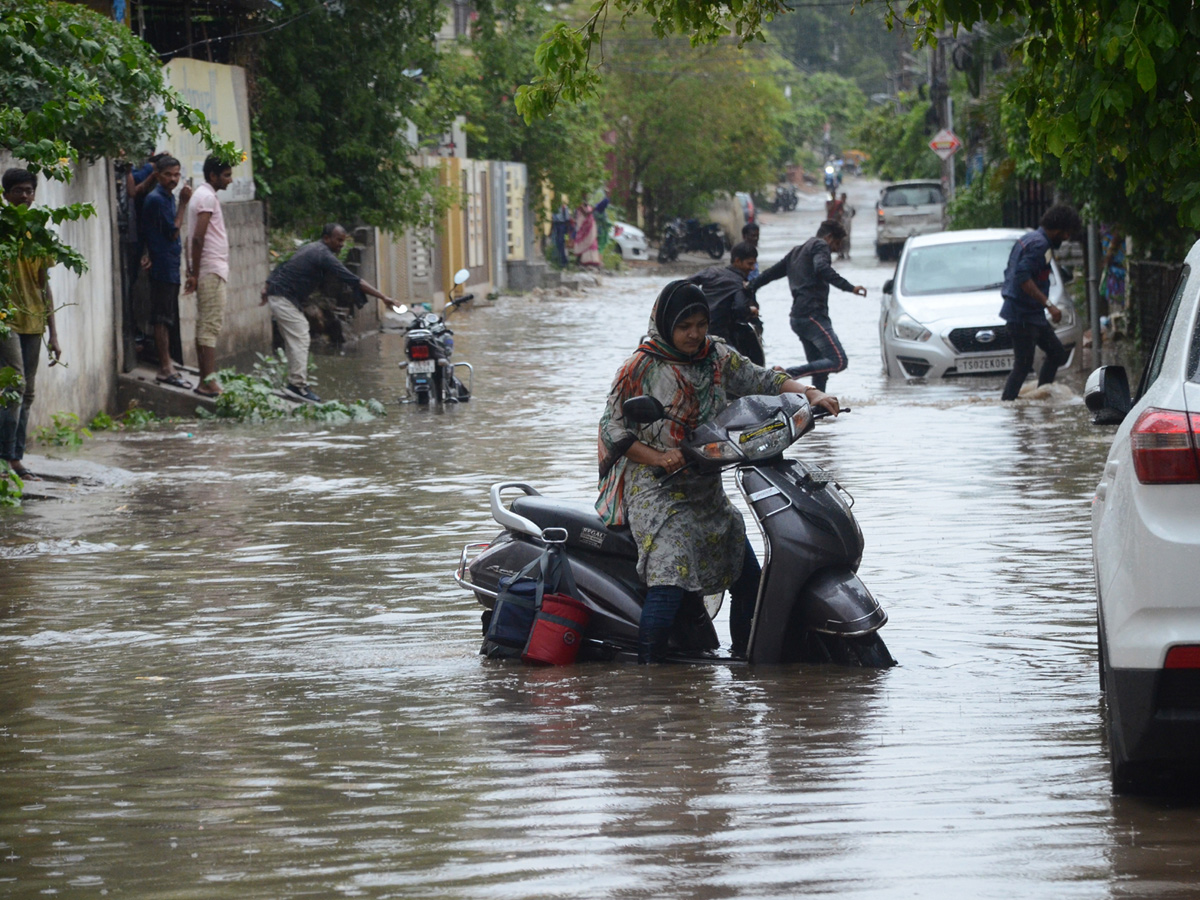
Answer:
[{"left": 2, "top": 181, "right": 1197, "bottom": 899}]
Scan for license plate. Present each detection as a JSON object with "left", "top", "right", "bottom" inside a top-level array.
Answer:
[
  {"left": 958, "top": 354, "right": 1014, "bottom": 373},
  {"left": 408, "top": 359, "right": 436, "bottom": 373}
]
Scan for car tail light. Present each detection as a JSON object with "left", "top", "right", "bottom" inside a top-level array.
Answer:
[
  {"left": 1165, "top": 646, "right": 1200, "bottom": 669},
  {"left": 1130, "top": 408, "right": 1200, "bottom": 484},
  {"left": 409, "top": 344, "right": 430, "bottom": 360}
]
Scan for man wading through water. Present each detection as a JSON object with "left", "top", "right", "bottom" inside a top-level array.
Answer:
[
  {"left": 749, "top": 220, "right": 866, "bottom": 390},
  {"left": 998, "top": 204, "right": 1081, "bottom": 401}
]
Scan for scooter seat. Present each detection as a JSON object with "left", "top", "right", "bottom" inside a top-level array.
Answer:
[{"left": 511, "top": 496, "right": 638, "bottom": 560}]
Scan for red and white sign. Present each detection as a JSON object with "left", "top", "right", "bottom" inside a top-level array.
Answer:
[{"left": 929, "top": 128, "right": 962, "bottom": 161}]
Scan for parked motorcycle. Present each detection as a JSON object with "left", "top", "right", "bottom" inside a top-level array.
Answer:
[
  {"left": 657, "top": 217, "right": 726, "bottom": 263},
  {"left": 761, "top": 183, "right": 798, "bottom": 213},
  {"left": 394, "top": 268, "right": 474, "bottom": 405},
  {"left": 455, "top": 393, "right": 894, "bottom": 667}
]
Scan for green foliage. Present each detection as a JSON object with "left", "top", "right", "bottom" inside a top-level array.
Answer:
[
  {"left": 35, "top": 411, "right": 90, "bottom": 447},
  {"left": 437, "top": 0, "right": 606, "bottom": 217},
  {"left": 197, "top": 353, "right": 385, "bottom": 424},
  {"left": 852, "top": 95, "right": 940, "bottom": 181},
  {"left": 88, "top": 405, "right": 159, "bottom": 431},
  {"left": 515, "top": 0, "right": 789, "bottom": 121},
  {"left": 946, "top": 170, "right": 1004, "bottom": 229},
  {"left": 252, "top": 0, "right": 454, "bottom": 234},
  {"left": 603, "top": 21, "right": 790, "bottom": 228},
  {"left": 768, "top": 2, "right": 903, "bottom": 98},
  {"left": 777, "top": 70, "right": 869, "bottom": 165},
  {"left": 0, "top": 460, "right": 22, "bottom": 508},
  {"left": 885, "top": 0, "right": 1200, "bottom": 235},
  {"left": 0, "top": 364, "right": 23, "bottom": 407}
]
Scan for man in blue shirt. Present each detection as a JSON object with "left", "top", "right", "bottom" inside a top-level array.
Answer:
[
  {"left": 140, "top": 155, "right": 192, "bottom": 388},
  {"left": 999, "top": 204, "right": 1081, "bottom": 401}
]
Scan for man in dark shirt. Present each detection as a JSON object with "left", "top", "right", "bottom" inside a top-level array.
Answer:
[
  {"left": 262, "top": 223, "right": 398, "bottom": 402},
  {"left": 686, "top": 241, "right": 763, "bottom": 363},
  {"left": 999, "top": 204, "right": 1080, "bottom": 400},
  {"left": 749, "top": 219, "right": 866, "bottom": 390},
  {"left": 141, "top": 155, "right": 192, "bottom": 388}
]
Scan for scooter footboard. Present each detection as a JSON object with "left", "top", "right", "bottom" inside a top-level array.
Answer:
[{"left": 795, "top": 567, "right": 887, "bottom": 637}]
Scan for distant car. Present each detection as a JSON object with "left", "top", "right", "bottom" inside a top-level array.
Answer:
[
  {"left": 879, "top": 229, "right": 1082, "bottom": 380},
  {"left": 735, "top": 191, "right": 756, "bottom": 225},
  {"left": 875, "top": 180, "right": 946, "bottom": 260},
  {"left": 1086, "top": 243, "right": 1200, "bottom": 793},
  {"left": 610, "top": 221, "right": 648, "bottom": 260}
]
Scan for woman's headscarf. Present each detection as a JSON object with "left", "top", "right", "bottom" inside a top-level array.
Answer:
[{"left": 645, "top": 280, "right": 712, "bottom": 362}]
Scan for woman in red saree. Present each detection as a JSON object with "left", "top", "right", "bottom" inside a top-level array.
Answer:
[{"left": 573, "top": 201, "right": 602, "bottom": 267}]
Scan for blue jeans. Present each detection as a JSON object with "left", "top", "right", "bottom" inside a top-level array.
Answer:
[
  {"left": 638, "top": 540, "right": 761, "bottom": 663},
  {"left": 787, "top": 314, "right": 847, "bottom": 392},
  {"left": 0, "top": 332, "right": 41, "bottom": 463}
]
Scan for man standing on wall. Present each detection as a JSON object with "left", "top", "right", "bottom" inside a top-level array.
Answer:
[
  {"left": 261, "top": 224, "right": 399, "bottom": 402},
  {"left": 998, "top": 204, "right": 1080, "bottom": 401},
  {"left": 0, "top": 168, "right": 60, "bottom": 480},
  {"left": 141, "top": 155, "right": 192, "bottom": 388},
  {"left": 184, "top": 156, "right": 233, "bottom": 397}
]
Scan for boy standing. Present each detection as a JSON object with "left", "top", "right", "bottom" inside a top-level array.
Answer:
[
  {"left": 0, "top": 168, "right": 60, "bottom": 479},
  {"left": 185, "top": 156, "right": 233, "bottom": 397}
]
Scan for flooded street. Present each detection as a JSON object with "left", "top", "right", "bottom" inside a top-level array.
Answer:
[{"left": 3, "top": 181, "right": 1199, "bottom": 898}]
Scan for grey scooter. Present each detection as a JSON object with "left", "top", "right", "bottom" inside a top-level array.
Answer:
[{"left": 454, "top": 393, "right": 894, "bottom": 666}]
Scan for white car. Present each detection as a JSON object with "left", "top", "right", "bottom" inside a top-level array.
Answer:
[
  {"left": 879, "top": 229, "right": 1082, "bottom": 380},
  {"left": 611, "top": 221, "right": 648, "bottom": 261},
  {"left": 1087, "top": 242, "right": 1200, "bottom": 793},
  {"left": 875, "top": 180, "right": 946, "bottom": 260}
]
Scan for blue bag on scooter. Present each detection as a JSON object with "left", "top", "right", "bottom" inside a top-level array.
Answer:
[{"left": 484, "top": 573, "right": 541, "bottom": 649}]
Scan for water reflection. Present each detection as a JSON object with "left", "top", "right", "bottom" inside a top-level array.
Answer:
[{"left": 1, "top": 203, "right": 1196, "bottom": 896}]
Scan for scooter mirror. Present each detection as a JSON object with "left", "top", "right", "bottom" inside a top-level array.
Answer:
[
  {"left": 623, "top": 395, "right": 666, "bottom": 424},
  {"left": 453, "top": 269, "right": 470, "bottom": 286},
  {"left": 391, "top": 304, "right": 409, "bottom": 315}
]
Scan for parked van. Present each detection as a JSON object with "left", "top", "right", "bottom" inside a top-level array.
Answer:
[{"left": 875, "top": 180, "right": 946, "bottom": 260}]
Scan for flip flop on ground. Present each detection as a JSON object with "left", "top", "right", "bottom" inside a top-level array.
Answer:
[
  {"left": 193, "top": 387, "right": 222, "bottom": 398},
  {"left": 156, "top": 373, "right": 193, "bottom": 389}
]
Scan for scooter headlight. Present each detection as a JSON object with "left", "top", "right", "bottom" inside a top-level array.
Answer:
[{"left": 736, "top": 419, "right": 792, "bottom": 459}]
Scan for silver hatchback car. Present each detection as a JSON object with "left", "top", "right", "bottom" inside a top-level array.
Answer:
[
  {"left": 875, "top": 180, "right": 946, "bottom": 260},
  {"left": 879, "top": 229, "right": 1082, "bottom": 380}
]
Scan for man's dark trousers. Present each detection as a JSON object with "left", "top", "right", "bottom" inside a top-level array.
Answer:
[
  {"left": 786, "top": 314, "right": 847, "bottom": 392},
  {"left": 1001, "top": 319, "right": 1068, "bottom": 401}
]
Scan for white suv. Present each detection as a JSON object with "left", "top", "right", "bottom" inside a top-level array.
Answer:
[{"left": 1087, "top": 245, "right": 1200, "bottom": 793}]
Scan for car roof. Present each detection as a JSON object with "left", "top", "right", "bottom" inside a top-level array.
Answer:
[
  {"left": 882, "top": 180, "right": 943, "bottom": 190},
  {"left": 905, "top": 228, "right": 1029, "bottom": 249}
]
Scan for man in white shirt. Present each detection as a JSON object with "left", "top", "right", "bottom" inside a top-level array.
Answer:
[{"left": 184, "top": 156, "right": 233, "bottom": 396}]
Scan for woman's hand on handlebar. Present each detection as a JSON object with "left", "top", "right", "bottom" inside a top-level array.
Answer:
[
  {"left": 657, "top": 448, "right": 686, "bottom": 474},
  {"left": 782, "top": 379, "right": 839, "bottom": 416}
]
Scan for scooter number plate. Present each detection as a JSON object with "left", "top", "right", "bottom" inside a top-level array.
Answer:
[{"left": 408, "top": 359, "right": 436, "bottom": 373}]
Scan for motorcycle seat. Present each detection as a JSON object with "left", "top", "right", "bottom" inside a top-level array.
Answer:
[{"left": 510, "top": 496, "right": 638, "bottom": 560}]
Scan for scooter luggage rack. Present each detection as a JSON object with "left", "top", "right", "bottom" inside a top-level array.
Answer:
[
  {"left": 454, "top": 542, "right": 494, "bottom": 597},
  {"left": 452, "top": 361, "right": 473, "bottom": 395}
]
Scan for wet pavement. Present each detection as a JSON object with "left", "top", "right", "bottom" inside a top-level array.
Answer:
[{"left": 2, "top": 179, "right": 1198, "bottom": 898}]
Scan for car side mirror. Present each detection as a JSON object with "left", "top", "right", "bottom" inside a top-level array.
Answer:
[
  {"left": 882, "top": 278, "right": 894, "bottom": 295},
  {"left": 1084, "top": 365, "right": 1132, "bottom": 424},
  {"left": 623, "top": 395, "right": 666, "bottom": 424},
  {"left": 1060, "top": 265, "right": 1075, "bottom": 285}
]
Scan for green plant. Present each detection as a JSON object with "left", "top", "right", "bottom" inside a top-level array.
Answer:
[
  {"left": 35, "top": 411, "right": 90, "bottom": 447},
  {"left": 0, "top": 460, "right": 23, "bottom": 508},
  {"left": 197, "top": 355, "right": 386, "bottom": 424},
  {"left": 946, "top": 172, "right": 1005, "bottom": 230},
  {"left": 88, "top": 405, "right": 160, "bottom": 431}
]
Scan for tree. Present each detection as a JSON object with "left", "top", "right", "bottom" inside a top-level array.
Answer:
[
  {"left": 603, "top": 22, "right": 789, "bottom": 231},
  {"left": 852, "top": 93, "right": 940, "bottom": 182},
  {"left": 881, "top": 0, "right": 1200, "bottom": 237},
  {"left": 252, "top": 0, "right": 450, "bottom": 234}
]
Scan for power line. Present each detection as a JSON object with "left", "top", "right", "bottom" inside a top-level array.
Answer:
[{"left": 157, "top": 3, "right": 321, "bottom": 59}]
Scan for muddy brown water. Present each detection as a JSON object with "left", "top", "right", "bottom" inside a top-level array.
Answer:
[{"left": 3, "top": 184, "right": 1198, "bottom": 898}]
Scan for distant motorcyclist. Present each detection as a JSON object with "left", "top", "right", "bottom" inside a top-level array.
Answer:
[{"left": 685, "top": 241, "right": 764, "bottom": 364}]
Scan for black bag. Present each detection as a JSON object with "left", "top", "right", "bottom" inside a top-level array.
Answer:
[{"left": 481, "top": 531, "right": 578, "bottom": 652}]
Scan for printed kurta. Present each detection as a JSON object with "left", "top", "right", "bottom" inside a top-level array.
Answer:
[{"left": 597, "top": 312, "right": 787, "bottom": 593}]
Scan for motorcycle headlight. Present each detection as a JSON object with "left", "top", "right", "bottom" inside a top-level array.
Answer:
[
  {"left": 893, "top": 313, "right": 932, "bottom": 342},
  {"left": 735, "top": 419, "right": 792, "bottom": 459}
]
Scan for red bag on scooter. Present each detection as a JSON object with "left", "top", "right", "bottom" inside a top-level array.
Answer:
[{"left": 522, "top": 592, "right": 591, "bottom": 666}]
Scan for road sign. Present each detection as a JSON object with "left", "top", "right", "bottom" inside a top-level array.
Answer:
[{"left": 929, "top": 128, "right": 962, "bottom": 161}]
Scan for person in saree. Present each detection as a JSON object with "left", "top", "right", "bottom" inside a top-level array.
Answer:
[
  {"left": 597, "top": 281, "right": 840, "bottom": 663},
  {"left": 573, "top": 200, "right": 602, "bottom": 267}
]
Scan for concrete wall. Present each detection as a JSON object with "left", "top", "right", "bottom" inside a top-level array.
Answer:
[
  {"left": 1, "top": 155, "right": 119, "bottom": 427},
  {"left": 177, "top": 199, "right": 272, "bottom": 367}
]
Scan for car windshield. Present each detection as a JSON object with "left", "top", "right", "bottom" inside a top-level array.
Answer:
[
  {"left": 900, "top": 239, "right": 1019, "bottom": 295},
  {"left": 881, "top": 185, "right": 944, "bottom": 207}
]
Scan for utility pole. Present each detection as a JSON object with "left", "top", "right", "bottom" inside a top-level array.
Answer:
[{"left": 929, "top": 38, "right": 955, "bottom": 201}]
